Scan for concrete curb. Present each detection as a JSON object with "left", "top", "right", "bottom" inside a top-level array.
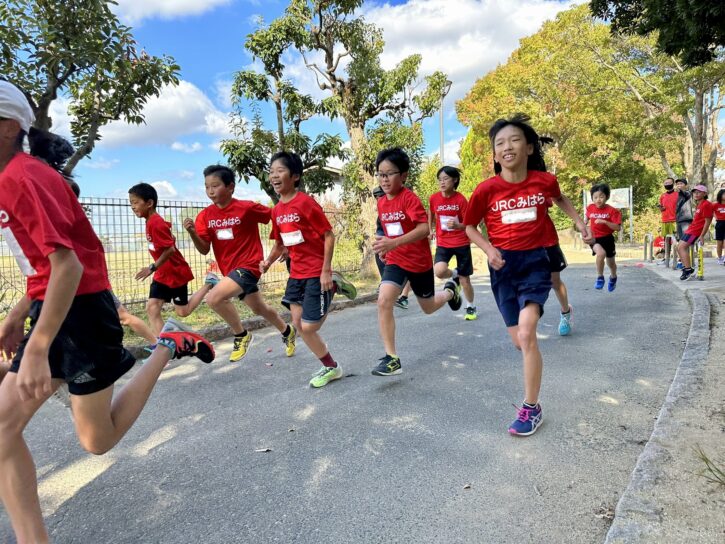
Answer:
[
  {"left": 603, "top": 288, "right": 712, "bottom": 543},
  {"left": 126, "top": 292, "right": 378, "bottom": 360}
]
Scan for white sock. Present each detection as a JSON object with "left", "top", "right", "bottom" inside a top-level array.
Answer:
[
  {"left": 463, "top": 295, "right": 472, "bottom": 308},
  {"left": 451, "top": 268, "right": 459, "bottom": 279}
]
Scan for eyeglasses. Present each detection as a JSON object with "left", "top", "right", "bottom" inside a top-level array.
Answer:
[{"left": 375, "top": 171, "right": 400, "bottom": 180}]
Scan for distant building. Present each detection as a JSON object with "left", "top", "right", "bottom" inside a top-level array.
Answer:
[{"left": 305, "top": 165, "right": 345, "bottom": 206}]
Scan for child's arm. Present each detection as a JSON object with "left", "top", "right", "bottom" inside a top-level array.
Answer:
[
  {"left": 135, "top": 246, "right": 176, "bottom": 280},
  {"left": 698, "top": 217, "right": 713, "bottom": 243},
  {"left": 465, "top": 225, "right": 505, "bottom": 270},
  {"left": 18, "top": 248, "right": 82, "bottom": 400},
  {"left": 260, "top": 240, "right": 286, "bottom": 274},
  {"left": 594, "top": 218, "right": 620, "bottom": 231},
  {"left": 427, "top": 208, "right": 435, "bottom": 240},
  {"left": 321, "top": 230, "right": 335, "bottom": 292},
  {"left": 553, "top": 194, "right": 593, "bottom": 243},
  {"left": 183, "top": 218, "right": 211, "bottom": 255},
  {"left": 372, "top": 222, "right": 429, "bottom": 258},
  {"left": 0, "top": 295, "right": 31, "bottom": 361}
]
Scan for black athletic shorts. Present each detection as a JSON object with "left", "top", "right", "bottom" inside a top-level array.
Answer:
[
  {"left": 434, "top": 245, "right": 474, "bottom": 276},
  {"left": 545, "top": 244, "right": 568, "bottom": 273},
  {"left": 381, "top": 264, "right": 435, "bottom": 299},
  {"left": 590, "top": 234, "right": 616, "bottom": 258},
  {"left": 715, "top": 220, "right": 725, "bottom": 242},
  {"left": 228, "top": 268, "right": 260, "bottom": 300},
  {"left": 282, "top": 277, "right": 332, "bottom": 323},
  {"left": 10, "top": 291, "right": 136, "bottom": 396},
  {"left": 149, "top": 281, "right": 189, "bottom": 306}
]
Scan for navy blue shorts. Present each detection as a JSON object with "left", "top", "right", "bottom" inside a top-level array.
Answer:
[
  {"left": 228, "top": 268, "right": 260, "bottom": 300},
  {"left": 282, "top": 277, "right": 332, "bottom": 323},
  {"left": 489, "top": 248, "right": 551, "bottom": 327},
  {"left": 679, "top": 233, "right": 698, "bottom": 246}
]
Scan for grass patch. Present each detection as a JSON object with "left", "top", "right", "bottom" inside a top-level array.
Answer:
[{"left": 694, "top": 444, "right": 725, "bottom": 488}]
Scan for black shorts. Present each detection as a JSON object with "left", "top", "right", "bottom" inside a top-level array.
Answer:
[
  {"left": 676, "top": 221, "right": 691, "bottom": 241},
  {"left": 715, "top": 220, "right": 725, "bottom": 241},
  {"left": 228, "top": 268, "right": 260, "bottom": 300},
  {"left": 545, "top": 244, "right": 568, "bottom": 273},
  {"left": 149, "top": 281, "right": 189, "bottom": 306},
  {"left": 110, "top": 290, "right": 122, "bottom": 310},
  {"left": 282, "top": 277, "right": 332, "bottom": 323},
  {"left": 434, "top": 245, "right": 474, "bottom": 276},
  {"left": 590, "top": 235, "right": 616, "bottom": 258},
  {"left": 10, "top": 291, "right": 136, "bottom": 396},
  {"left": 375, "top": 253, "right": 386, "bottom": 279},
  {"left": 489, "top": 248, "right": 551, "bottom": 328},
  {"left": 381, "top": 264, "right": 435, "bottom": 299}
]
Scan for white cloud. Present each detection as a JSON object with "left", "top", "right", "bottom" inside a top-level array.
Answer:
[
  {"left": 151, "top": 180, "right": 178, "bottom": 198},
  {"left": 48, "top": 97, "right": 73, "bottom": 140},
  {"left": 428, "top": 137, "right": 463, "bottom": 165},
  {"left": 179, "top": 170, "right": 196, "bottom": 180},
  {"left": 171, "top": 141, "right": 203, "bottom": 153},
  {"left": 114, "top": 0, "right": 232, "bottom": 24},
  {"left": 80, "top": 157, "right": 120, "bottom": 170},
  {"left": 214, "top": 78, "right": 234, "bottom": 109}
]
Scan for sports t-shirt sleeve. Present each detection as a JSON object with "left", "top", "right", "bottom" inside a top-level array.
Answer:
[
  {"left": 149, "top": 216, "right": 175, "bottom": 249},
  {"left": 249, "top": 202, "right": 272, "bottom": 224},
  {"left": 194, "top": 210, "right": 211, "bottom": 242},
  {"left": 611, "top": 207, "right": 622, "bottom": 225},
  {"left": 704, "top": 201, "right": 715, "bottom": 219},
  {"left": 306, "top": 198, "right": 333, "bottom": 234},
  {"left": 405, "top": 191, "right": 428, "bottom": 224},
  {"left": 270, "top": 213, "right": 282, "bottom": 242},
  {"left": 463, "top": 185, "right": 486, "bottom": 226}
]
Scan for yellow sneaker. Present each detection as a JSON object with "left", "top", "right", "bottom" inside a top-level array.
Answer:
[
  {"left": 283, "top": 324, "right": 297, "bottom": 357},
  {"left": 230, "top": 332, "right": 253, "bottom": 362}
]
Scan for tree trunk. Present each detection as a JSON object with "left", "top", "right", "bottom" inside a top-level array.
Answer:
[
  {"left": 63, "top": 111, "right": 100, "bottom": 175},
  {"left": 690, "top": 88, "right": 704, "bottom": 184},
  {"left": 347, "top": 122, "right": 378, "bottom": 277},
  {"left": 274, "top": 77, "right": 285, "bottom": 151}
]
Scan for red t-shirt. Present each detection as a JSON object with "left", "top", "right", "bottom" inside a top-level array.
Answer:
[
  {"left": 378, "top": 187, "right": 432, "bottom": 272},
  {"left": 429, "top": 191, "right": 470, "bottom": 248},
  {"left": 463, "top": 171, "right": 562, "bottom": 251},
  {"left": 146, "top": 213, "right": 193, "bottom": 288},
  {"left": 270, "top": 192, "right": 332, "bottom": 279},
  {"left": 586, "top": 203, "right": 622, "bottom": 238},
  {"left": 714, "top": 203, "right": 725, "bottom": 221},
  {"left": 653, "top": 236, "right": 665, "bottom": 249},
  {"left": 685, "top": 200, "right": 714, "bottom": 236},
  {"left": 0, "top": 153, "right": 109, "bottom": 300},
  {"left": 659, "top": 191, "right": 678, "bottom": 222},
  {"left": 195, "top": 199, "right": 271, "bottom": 277}
]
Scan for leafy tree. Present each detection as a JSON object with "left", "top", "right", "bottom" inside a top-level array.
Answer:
[
  {"left": 416, "top": 156, "right": 442, "bottom": 212},
  {"left": 0, "top": 0, "right": 180, "bottom": 174},
  {"left": 590, "top": 0, "right": 725, "bottom": 66}
]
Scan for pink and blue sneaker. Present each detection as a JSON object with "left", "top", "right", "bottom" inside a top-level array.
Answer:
[{"left": 508, "top": 403, "right": 543, "bottom": 436}]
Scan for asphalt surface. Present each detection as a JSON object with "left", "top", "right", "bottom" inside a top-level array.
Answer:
[{"left": 0, "top": 264, "right": 690, "bottom": 544}]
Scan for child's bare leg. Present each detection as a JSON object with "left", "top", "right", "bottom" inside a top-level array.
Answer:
[
  {"left": 117, "top": 304, "right": 156, "bottom": 344},
  {"left": 433, "top": 261, "right": 452, "bottom": 279},
  {"left": 244, "top": 291, "right": 287, "bottom": 333},
  {"left": 146, "top": 298, "right": 165, "bottom": 337},
  {"left": 550, "top": 272, "right": 569, "bottom": 312},
  {"left": 606, "top": 257, "right": 617, "bottom": 278},
  {"left": 717, "top": 240, "right": 723, "bottom": 259},
  {"left": 417, "top": 289, "right": 454, "bottom": 314},
  {"left": 174, "top": 284, "right": 213, "bottom": 318},
  {"left": 0, "top": 374, "right": 63, "bottom": 544},
  {"left": 378, "top": 282, "right": 402, "bottom": 355},
  {"left": 518, "top": 303, "right": 543, "bottom": 405},
  {"left": 460, "top": 275, "right": 475, "bottom": 304},
  {"left": 205, "top": 278, "right": 246, "bottom": 334},
  {"left": 594, "top": 246, "right": 606, "bottom": 276},
  {"left": 677, "top": 241, "right": 691, "bottom": 268}
]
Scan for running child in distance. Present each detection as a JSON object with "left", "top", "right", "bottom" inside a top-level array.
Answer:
[
  {"left": 129, "top": 182, "right": 219, "bottom": 336},
  {"left": 714, "top": 189, "right": 725, "bottom": 265},
  {"left": 0, "top": 80, "right": 214, "bottom": 544},
  {"left": 183, "top": 165, "right": 296, "bottom": 362},
  {"left": 585, "top": 183, "right": 622, "bottom": 292},
  {"left": 463, "top": 114, "right": 593, "bottom": 436},
  {"left": 676, "top": 184, "right": 714, "bottom": 281},
  {"left": 372, "top": 147, "right": 462, "bottom": 377},
  {"left": 429, "top": 166, "right": 477, "bottom": 321},
  {"left": 259, "top": 152, "right": 357, "bottom": 388}
]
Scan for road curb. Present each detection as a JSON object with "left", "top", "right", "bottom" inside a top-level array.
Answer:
[
  {"left": 126, "top": 291, "right": 378, "bottom": 360},
  {"left": 603, "top": 288, "right": 713, "bottom": 543}
]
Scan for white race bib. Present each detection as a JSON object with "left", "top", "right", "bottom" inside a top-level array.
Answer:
[
  {"left": 439, "top": 215, "right": 458, "bottom": 232},
  {"left": 501, "top": 207, "right": 537, "bottom": 225},
  {"left": 281, "top": 230, "right": 305, "bottom": 247},
  {"left": 384, "top": 222, "right": 404, "bottom": 237},
  {"left": 2, "top": 226, "right": 37, "bottom": 277},
  {"left": 216, "top": 228, "right": 234, "bottom": 240},
  {"left": 148, "top": 242, "right": 156, "bottom": 251}
]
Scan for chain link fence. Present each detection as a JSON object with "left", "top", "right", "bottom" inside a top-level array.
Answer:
[{"left": 1, "top": 198, "right": 362, "bottom": 315}]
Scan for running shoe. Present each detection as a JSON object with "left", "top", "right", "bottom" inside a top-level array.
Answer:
[
  {"left": 394, "top": 296, "right": 409, "bottom": 309},
  {"left": 607, "top": 276, "right": 617, "bottom": 292},
  {"left": 204, "top": 272, "right": 220, "bottom": 287},
  {"left": 309, "top": 365, "right": 343, "bottom": 388},
  {"left": 717, "top": 256, "right": 725, "bottom": 265},
  {"left": 444, "top": 280, "right": 462, "bottom": 311},
  {"left": 230, "top": 332, "right": 253, "bottom": 362},
  {"left": 508, "top": 404, "right": 543, "bottom": 436},
  {"left": 331, "top": 271, "right": 357, "bottom": 300},
  {"left": 371, "top": 354, "right": 402, "bottom": 376},
  {"left": 160, "top": 317, "right": 193, "bottom": 334},
  {"left": 158, "top": 330, "right": 215, "bottom": 363},
  {"left": 283, "top": 324, "right": 297, "bottom": 357},
  {"left": 465, "top": 306, "right": 478, "bottom": 321},
  {"left": 679, "top": 268, "right": 695, "bottom": 281},
  {"left": 594, "top": 276, "right": 605, "bottom": 290},
  {"left": 558, "top": 305, "right": 573, "bottom": 336}
]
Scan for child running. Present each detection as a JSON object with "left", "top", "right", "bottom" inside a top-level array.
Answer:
[
  {"left": 372, "top": 147, "right": 461, "bottom": 377},
  {"left": 463, "top": 114, "right": 592, "bottom": 436},
  {"left": 0, "top": 80, "right": 214, "bottom": 544},
  {"left": 586, "top": 183, "right": 622, "bottom": 291},
  {"left": 259, "top": 152, "right": 357, "bottom": 388},
  {"left": 676, "top": 184, "right": 714, "bottom": 280},
  {"left": 714, "top": 189, "right": 725, "bottom": 265},
  {"left": 429, "top": 165, "right": 477, "bottom": 320},
  {"left": 129, "top": 182, "right": 218, "bottom": 336},
  {"left": 183, "top": 165, "right": 296, "bottom": 362},
  {"left": 541, "top": 201, "right": 574, "bottom": 335},
  {"left": 374, "top": 185, "right": 412, "bottom": 308}
]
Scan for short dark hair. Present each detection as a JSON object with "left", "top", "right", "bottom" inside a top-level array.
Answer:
[
  {"left": 664, "top": 177, "right": 674, "bottom": 184},
  {"left": 675, "top": 178, "right": 688, "bottom": 185},
  {"left": 590, "top": 183, "right": 610, "bottom": 199},
  {"left": 375, "top": 147, "right": 410, "bottom": 173},
  {"left": 717, "top": 189, "right": 725, "bottom": 204},
  {"left": 437, "top": 165, "right": 461, "bottom": 189},
  {"left": 128, "top": 182, "right": 158, "bottom": 207},
  {"left": 203, "top": 165, "right": 236, "bottom": 186},
  {"left": 270, "top": 151, "right": 303, "bottom": 187}
]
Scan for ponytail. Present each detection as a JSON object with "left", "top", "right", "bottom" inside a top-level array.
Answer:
[{"left": 25, "top": 127, "right": 74, "bottom": 173}]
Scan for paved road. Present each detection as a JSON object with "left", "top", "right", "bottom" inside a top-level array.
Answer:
[{"left": 0, "top": 264, "right": 689, "bottom": 543}]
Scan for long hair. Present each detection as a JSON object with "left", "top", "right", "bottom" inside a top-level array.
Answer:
[{"left": 488, "top": 114, "right": 553, "bottom": 174}]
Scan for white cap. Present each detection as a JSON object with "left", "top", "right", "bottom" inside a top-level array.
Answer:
[{"left": 0, "top": 80, "right": 35, "bottom": 133}]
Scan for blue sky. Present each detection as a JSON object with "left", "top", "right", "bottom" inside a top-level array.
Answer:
[{"left": 57, "top": 0, "right": 579, "bottom": 201}]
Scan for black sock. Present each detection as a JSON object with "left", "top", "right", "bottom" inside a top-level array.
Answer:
[
  {"left": 282, "top": 325, "right": 291, "bottom": 337},
  {"left": 399, "top": 295, "right": 407, "bottom": 301},
  {"left": 561, "top": 309, "right": 570, "bottom": 315},
  {"left": 235, "top": 330, "right": 248, "bottom": 338}
]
